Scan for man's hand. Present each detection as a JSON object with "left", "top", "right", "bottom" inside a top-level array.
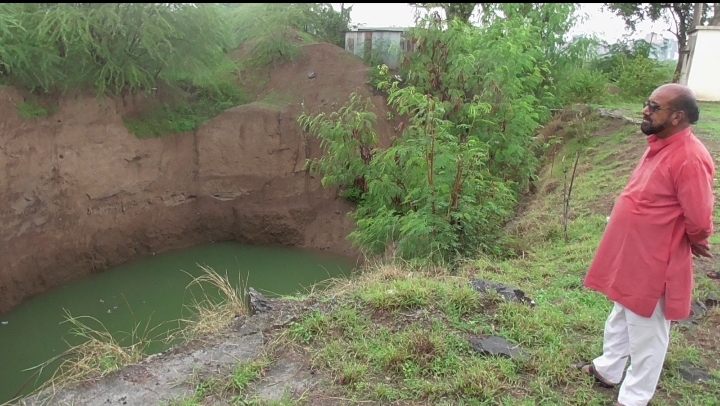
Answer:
[{"left": 691, "top": 242, "right": 713, "bottom": 258}]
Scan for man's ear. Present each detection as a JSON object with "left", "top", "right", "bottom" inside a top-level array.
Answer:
[{"left": 672, "top": 110, "right": 684, "bottom": 126}]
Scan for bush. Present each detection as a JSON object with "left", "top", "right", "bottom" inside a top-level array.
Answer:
[
  {"left": 230, "top": 3, "right": 352, "bottom": 69},
  {"left": 301, "top": 17, "right": 561, "bottom": 261},
  {"left": 591, "top": 38, "right": 674, "bottom": 100},
  {"left": 0, "top": 4, "right": 234, "bottom": 95},
  {"left": 612, "top": 55, "right": 674, "bottom": 100},
  {"left": 557, "top": 67, "right": 608, "bottom": 104}
]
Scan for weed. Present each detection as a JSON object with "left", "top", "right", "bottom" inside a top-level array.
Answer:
[
  {"left": 229, "top": 357, "right": 273, "bottom": 391},
  {"left": 16, "top": 101, "right": 48, "bottom": 119},
  {"left": 18, "top": 311, "right": 153, "bottom": 403},
  {"left": 174, "top": 265, "right": 249, "bottom": 342},
  {"left": 124, "top": 84, "right": 249, "bottom": 138}
]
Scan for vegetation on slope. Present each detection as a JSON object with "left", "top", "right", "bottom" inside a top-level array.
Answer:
[
  {"left": 7, "top": 3, "right": 720, "bottom": 405},
  {"left": 0, "top": 3, "right": 352, "bottom": 137},
  {"left": 161, "top": 103, "right": 720, "bottom": 406}
]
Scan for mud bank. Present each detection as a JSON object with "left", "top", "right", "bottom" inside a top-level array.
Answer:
[{"left": 0, "top": 43, "right": 398, "bottom": 313}]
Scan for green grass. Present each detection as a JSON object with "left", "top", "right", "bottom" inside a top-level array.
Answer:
[
  {"left": 697, "top": 101, "right": 720, "bottom": 142},
  {"left": 36, "top": 103, "right": 720, "bottom": 405},
  {"left": 124, "top": 93, "right": 250, "bottom": 139},
  {"left": 16, "top": 101, "right": 49, "bottom": 119},
  {"left": 163, "top": 354, "right": 275, "bottom": 406},
  {"left": 273, "top": 109, "right": 720, "bottom": 405}
]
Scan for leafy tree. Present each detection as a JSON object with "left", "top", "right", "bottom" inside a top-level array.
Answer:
[
  {"left": 298, "top": 3, "right": 352, "bottom": 48},
  {"left": 301, "top": 14, "right": 569, "bottom": 261},
  {"left": 603, "top": 3, "right": 720, "bottom": 80},
  {"left": 408, "top": 3, "right": 479, "bottom": 24}
]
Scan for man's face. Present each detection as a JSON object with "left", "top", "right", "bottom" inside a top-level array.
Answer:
[{"left": 640, "top": 91, "right": 676, "bottom": 136}]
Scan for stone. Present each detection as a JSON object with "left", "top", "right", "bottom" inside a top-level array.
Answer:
[
  {"left": 704, "top": 293, "right": 720, "bottom": 308},
  {"left": 469, "top": 278, "right": 536, "bottom": 307},
  {"left": 678, "top": 300, "right": 708, "bottom": 328},
  {"left": 468, "top": 335, "right": 523, "bottom": 359},
  {"left": 308, "top": 70, "right": 316, "bottom": 79},
  {"left": 677, "top": 361, "right": 717, "bottom": 384},
  {"left": 248, "top": 287, "right": 273, "bottom": 315}
]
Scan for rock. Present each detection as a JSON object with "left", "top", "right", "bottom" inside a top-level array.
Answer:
[
  {"left": 468, "top": 335, "right": 523, "bottom": 359},
  {"left": 677, "top": 361, "right": 717, "bottom": 384},
  {"left": 704, "top": 293, "right": 720, "bottom": 308},
  {"left": 308, "top": 71, "right": 316, "bottom": 79},
  {"left": 678, "top": 300, "right": 708, "bottom": 327},
  {"left": 597, "top": 107, "right": 643, "bottom": 125},
  {"left": 248, "top": 287, "right": 273, "bottom": 315},
  {"left": 469, "top": 278, "right": 536, "bottom": 307}
]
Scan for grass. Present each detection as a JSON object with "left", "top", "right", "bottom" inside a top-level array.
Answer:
[
  {"left": 14, "top": 104, "right": 720, "bottom": 405},
  {"left": 163, "top": 349, "right": 280, "bottom": 406},
  {"left": 11, "top": 311, "right": 155, "bottom": 405},
  {"left": 175, "top": 265, "right": 251, "bottom": 342},
  {"left": 16, "top": 101, "right": 49, "bottom": 118},
  {"left": 8, "top": 265, "right": 251, "bottom": 406},
  {"left": 124, "top": 91, "right": 250, "bottom": 138},
  {"left": 124, "top": 60, "right": 252, "bottom": 139},
  {"left": 599, "top": 98, "right": 720, "bottom": 143},
  {"left": 271, "top": 108, "right": 720, "bottom": 405}
]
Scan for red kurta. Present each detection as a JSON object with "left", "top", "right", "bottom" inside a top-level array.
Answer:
[{"left": 584, "top": 127, "right": 715, "bottom": 320}]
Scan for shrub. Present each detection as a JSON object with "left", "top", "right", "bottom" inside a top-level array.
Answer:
[
  {"left": 557, "top": 67, "right": 608, "bottom": 104},
  {"left": 301, "top": 17, "right": 559, "bottom": 261},
  {"left": 1, "top": 4, "right": 234, "bottom": 95}
]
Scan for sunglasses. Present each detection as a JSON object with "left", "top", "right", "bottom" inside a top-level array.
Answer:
[{"left": 643, "top": 101, "right": 676, "bottom": 113}]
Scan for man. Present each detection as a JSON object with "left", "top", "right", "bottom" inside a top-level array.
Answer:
[{"left": 580, "top": 83, "right": 715, "bottom": 406}]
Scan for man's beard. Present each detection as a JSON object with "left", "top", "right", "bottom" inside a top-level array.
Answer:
[{"left": 640, "top": 115, "right": 668, "bottom": 136}]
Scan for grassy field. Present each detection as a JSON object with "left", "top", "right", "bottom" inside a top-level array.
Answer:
[{"left": 158, "top": 103, "right": 720, "bottom": 405}]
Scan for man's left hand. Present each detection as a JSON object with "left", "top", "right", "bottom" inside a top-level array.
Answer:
[{"left": 691, "top": 243, "right": 713, "bottom": 258}]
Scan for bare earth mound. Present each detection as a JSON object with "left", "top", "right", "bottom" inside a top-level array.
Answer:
[{"left": 0, "top": 42, "right": 398, "bottom": 313}]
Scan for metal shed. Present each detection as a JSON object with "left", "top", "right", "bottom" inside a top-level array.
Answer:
[{"left": 344, "top": 27, "right": 416, "bottom": 69}]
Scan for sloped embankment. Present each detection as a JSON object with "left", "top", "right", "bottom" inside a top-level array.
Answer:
[
  {"left": 24, "top": 107, "right": 720, "bottom": 406},
  {"left": 0, "top": 43, "right": 399, "bottom": 313}
]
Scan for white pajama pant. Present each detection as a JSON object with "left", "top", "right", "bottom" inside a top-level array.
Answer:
[{"left": 592, "top": 298, "right": 672, "bottom": 406}]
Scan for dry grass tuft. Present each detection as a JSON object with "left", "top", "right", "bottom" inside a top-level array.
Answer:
[{"left": 176, "top": 265, "right": 250, "bottom": 341}]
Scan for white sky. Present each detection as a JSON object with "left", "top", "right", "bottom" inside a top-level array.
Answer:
[{"left": 331, "top": 3, "right": 675, "bottom": 43}]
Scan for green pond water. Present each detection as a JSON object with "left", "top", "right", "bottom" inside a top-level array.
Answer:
[{"left": 0, "top": 242, "right": 356, "bottom": 404}]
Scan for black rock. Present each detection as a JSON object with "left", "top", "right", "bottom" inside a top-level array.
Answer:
[
  {"left": 678, "top": 361, "right": 716, "bottom": 384},
  {"left": 248, "top": 287, "right": 273, "bottom": 315},
  {"left": 678, "top": 300, "right": 708, "bottom": 327},
  {"left": 469, "top": 278, "right": 536, "bottom": 307},
  {"left": 468, "top": 335, "right": 523, "bottom": 359},
  {"left": 704, "top": 293, "right": 720, "bottom": 308}
]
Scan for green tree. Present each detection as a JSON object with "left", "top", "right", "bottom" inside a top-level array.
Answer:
[
  {"left": 408, "top": 3, "right": 479, "bottom": 24},
  {"left": 603, "top": 3, "right": 720, "bottom": 81},
  {"left": 302, "top": 14, "right": 572, "bottom": 261}
]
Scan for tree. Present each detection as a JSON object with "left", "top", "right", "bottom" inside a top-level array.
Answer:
[
  {"left": 603, "top": 3, "right": 718, "bottom": 81},
  {"left": 710, "top": 3, "right": 720, "bottom": 25},
  {"left": 408, "top": 3, "right": 479, "bottom": 24}
]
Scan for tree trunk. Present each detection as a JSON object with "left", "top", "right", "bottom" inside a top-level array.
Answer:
[
  {"left": 674, "top": 50, "right": 684, "bottom": 83},
  {"left": 671, "top": 3, "right": 693, "bottom": 83}
]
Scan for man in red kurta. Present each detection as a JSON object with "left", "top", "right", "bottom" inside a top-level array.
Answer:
[{"left": 580, "top": 84, "right": 715, "bottom": 406}]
